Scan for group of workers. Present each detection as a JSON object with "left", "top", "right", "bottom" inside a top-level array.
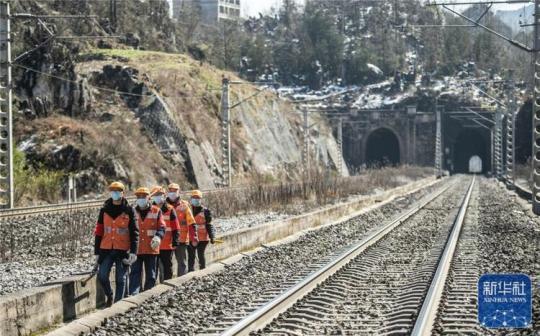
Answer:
[{"left": 93, "top": 181, "right": 216, "bottom": 306}]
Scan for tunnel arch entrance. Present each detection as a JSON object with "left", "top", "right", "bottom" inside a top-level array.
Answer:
[
  {"left": 365, "top": 128, "right": 401, "bottom": 167},
  {"left": 469, "top": 155, "right": 482, "bottom": 173},
  {"left": 452, "top": 129, "right": 488, "bottom": 173}
]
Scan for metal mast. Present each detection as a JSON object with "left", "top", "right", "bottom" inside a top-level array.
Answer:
[
  {"left": 220, "top": 77, "right": 232, "bottom": 187},
  {"left": 533, "top": 0, "right": 540, "bottom": 214},
  {"left": 494, "top": 110, "right": 503, "bottom": 179},
  {"left": 337, "top": 117, "right": 343, "bottom": 176},
  {"left": 302, "top": 108, "right": 310, "bottom": 177},
  {"left": 435, "top": 104, "right": 443, "bottom": 177},
  {"left": 0, "top": 1, "right": 12, "bottom": 208},
  {"left": 505, "top": 99, "right": 516, "bottom": 189}
]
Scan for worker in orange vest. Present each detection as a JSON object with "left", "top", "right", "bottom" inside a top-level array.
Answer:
[
  {"left": 166, "top": 183, "right": 197, "bottom": 276},
  {"left": 150, "top": 186, "right": 180, "bottom": 281},
  {"left": 129, "top": 187, "right": 166, "bottom": 295},
  {"left": 94, "top": 182, "right": 139, "bottom": 307},
  {"left": 188, "top": 190, "right": 215, "bottom": 272}
]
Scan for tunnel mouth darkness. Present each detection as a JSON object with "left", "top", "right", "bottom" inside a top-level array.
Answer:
[
  {"left": 366, "top": 128, "right": 400, "bottom": 167},
  {"left": 453, "top": 129, "right": 488, "bottom": 174}
]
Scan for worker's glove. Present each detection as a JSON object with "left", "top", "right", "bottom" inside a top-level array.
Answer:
[
  {"left": 122, "top": 253, "right": 137, "bottom": 266},
  {"left": 150, "top": 236, "right": 161, "bottom": 250},
  {"left": 210, "top": 238, "right": 215, "bottom": 244}
]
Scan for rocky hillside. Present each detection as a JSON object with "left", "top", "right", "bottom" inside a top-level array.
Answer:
[{"left": 14, "top": 48, "right": 345, "bottom": 201}]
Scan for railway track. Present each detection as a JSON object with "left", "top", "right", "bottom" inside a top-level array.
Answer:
[
  {"left": 0, "top": 175, "right": 520, "bottom": 225},
  {"left": 198, "top": 177, "right": 475, "bottom": 336},
  {"left": 0, "top": 199, "right": 105, "bottom": 218},
  {"left": 0, "top": 186, "right": 249, "bottom": 219},
  {"left": 432, "top": 182, "right": 482, "bottom": 335}
]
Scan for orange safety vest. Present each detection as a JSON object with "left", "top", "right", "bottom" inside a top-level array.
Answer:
[
  {"left": 136, "top": 205, "right": 162, "bottom": 255},
  {"left": 100, "top": 212, "right": 131, "bottom": 251},
  {"left": 174, "top": 200, "right": 194, "bottom": 243},
  {"left": 160, "top": 204, "right": 176, "bottom": 250},
  {"left": 194, "top": 210, "right": 209, "bottom": 242}
]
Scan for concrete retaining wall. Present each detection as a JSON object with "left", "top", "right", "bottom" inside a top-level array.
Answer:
[
  {"left": 0, "top": 176, "right": 437, "bottom": 336},
  {"left": 207, "top": 177, "right": 437, "bottom": 263}
]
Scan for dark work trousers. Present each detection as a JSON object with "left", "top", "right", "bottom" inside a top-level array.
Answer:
[
  {"left": 188, "top": 241, "right": 209, "bottom": 272},
  {"left": 158, "top": 249, "right": 174, "bottom": 281},
  {"left": 129, "top": 254, "right": 157, "bottom": 296},
  {"left": 97, "top": 250, "right": 128, "bottom": 303},
  {"left": 175, "top": 243, "right": 189, "bottom": 276}
]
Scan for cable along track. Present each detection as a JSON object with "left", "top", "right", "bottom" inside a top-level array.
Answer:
[{"left": 196, "top": 177, "right": 475, "bottom": 336}]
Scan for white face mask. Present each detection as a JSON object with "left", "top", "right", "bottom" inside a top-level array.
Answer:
[
  {"left": 152, "top": 195, "right": 164, "bottom": 204},
  {"left": 136, "top": 198, "right": 149, "bottom": 208},
  {"left": 111, "top": 191, "right": 122, "bottom": 201},
  {"left": 167, "top": 192, "right": 178, "bottom": 201}
]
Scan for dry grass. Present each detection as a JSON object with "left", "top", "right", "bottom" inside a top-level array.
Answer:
[
  {"left": 515, "top": 162, "right": 532, "bottom": 189},
  {"left": 204, "top": 165, "right": 432, "bottom": 218},
  {"left": 0, "top": 165, "right": 432, "bottom": 262},
  {"left": 76, "top": 49, "right": 306, "bottom": 186},
  {"left": 15, "top": 111, "right": 188, "bottom": 199}
]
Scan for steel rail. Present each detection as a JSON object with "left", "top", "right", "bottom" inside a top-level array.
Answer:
[
  {"left": 0, "top": 176, "right": 359, "bottom": 218},
  {"left": 220, "top": 179, "right": 457, "bottom": 336},
  {"left": 0, "top": 185, "right": 255, "bottom": 219},
  {"left": 411, "top": 176, "right": 476, "bottom": 335},
  {"left": 500, "top": 175, "right": 532, "bottom": 200},
  {"left": 514, "top": 182, "right": 532, "bottom": 200}
]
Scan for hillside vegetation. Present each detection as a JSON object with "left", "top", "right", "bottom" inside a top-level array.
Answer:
[{"left": 14, "top": 48, "right": 342, "bottom": 204}]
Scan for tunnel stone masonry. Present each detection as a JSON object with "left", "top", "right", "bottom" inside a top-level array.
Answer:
[
  {"left": 342, "top": 105, "right": 497, "bottom": 174},
  {"left": 343, "top": 108, "right": 436, "bottom": 170}
]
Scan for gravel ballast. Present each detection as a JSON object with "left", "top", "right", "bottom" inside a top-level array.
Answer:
[
  {"left": 89, "top": 180, "right": 445, "bottom": 335},
  {"left": 0, "top": 176, "right": 433, "bottom": 297},
  {"left": 0, "top": 209, "right": 294, "bottom": 296},
  {"left": 257, "top": 177, "right": 469, "bottom": 335}
]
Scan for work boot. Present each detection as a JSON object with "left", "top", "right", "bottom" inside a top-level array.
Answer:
[{"left": 106, "top": 294, "right": 113, "bottom": 308}]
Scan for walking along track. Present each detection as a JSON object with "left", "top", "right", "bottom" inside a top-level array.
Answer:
[
  {"left": 193, "top": 176, "right": 476, "bottom": 336},
  {"left": 0, "top": 185, "right": 257, "bottom": 219}
]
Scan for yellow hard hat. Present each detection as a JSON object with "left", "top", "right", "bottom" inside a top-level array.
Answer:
[
  {"left": 168, "top": 183, "right": 180, "bottom": 191},
  {"left": 134, "top": 187, "right": 150, "bottom": 196},
  {"left": 150, "top": 186, "right": 164, "bottom": 196},
  {"left": 191, "top": 189, "right": 203, "bottom": 198},
  {"left": 109, "top": 181, "right": 125, "bottom": 191}
]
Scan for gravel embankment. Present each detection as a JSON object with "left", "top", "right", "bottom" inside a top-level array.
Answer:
[
  {"left": 431, "top": 177, "right": 539, "bottom": 335},
  {"left": 258, "top": 178, "right": 468, "bottom": 335},
  {"left": 0, "top": 210, "right": 291, "bottom": 296},
  {"left": 90, "top": 177, "right": 540, "bottom": 336},
  {"left": 0, "top": 175, "right": 432, "bottom": 297},
  {"left": 0, "top": 209, "right": 95, "bottom": 296},
  {"left": 476, "top": 178, "right": 539, "bottom": 334},
  {"left": 89, "top": 179, "right": 445, "bottom": 335}
]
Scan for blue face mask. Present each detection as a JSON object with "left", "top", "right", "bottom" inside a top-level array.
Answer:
[
  {"left": 111, "top": 191, "right": 122, "bottom": 201},
  {"left": 167, "top": 192, "right": 178, "bottom": 201},
  {"left": 191, "top": 198, "right": 201, "bottom": 207},
  {"left": 152, "top": 195, "right": 164, "bottom": 204},
  {"left": 136, "top": 198, "right": 149, "bottom": 208}
]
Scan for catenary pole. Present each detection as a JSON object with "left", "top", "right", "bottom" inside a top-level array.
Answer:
[
  {"left": 220, "top": 77, "right": 232, "bottom": 187},
  {"left": 0, "top": 1, "right": 12, "bottom": 208},
  {"left": 532, "top": 0, "right": 540, "bottom": 213}
]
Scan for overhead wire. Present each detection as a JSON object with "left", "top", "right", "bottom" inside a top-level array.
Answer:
[{"left": 12, "top": 64, "right": 215, "bottom": 156}]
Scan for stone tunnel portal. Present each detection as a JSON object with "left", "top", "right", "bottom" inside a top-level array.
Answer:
[
  {"left": 452, "top": 129, "right": 489, "bottom": 174},
  {"left": 365, "top": 128, "right": 401, "bottom": 167}
]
